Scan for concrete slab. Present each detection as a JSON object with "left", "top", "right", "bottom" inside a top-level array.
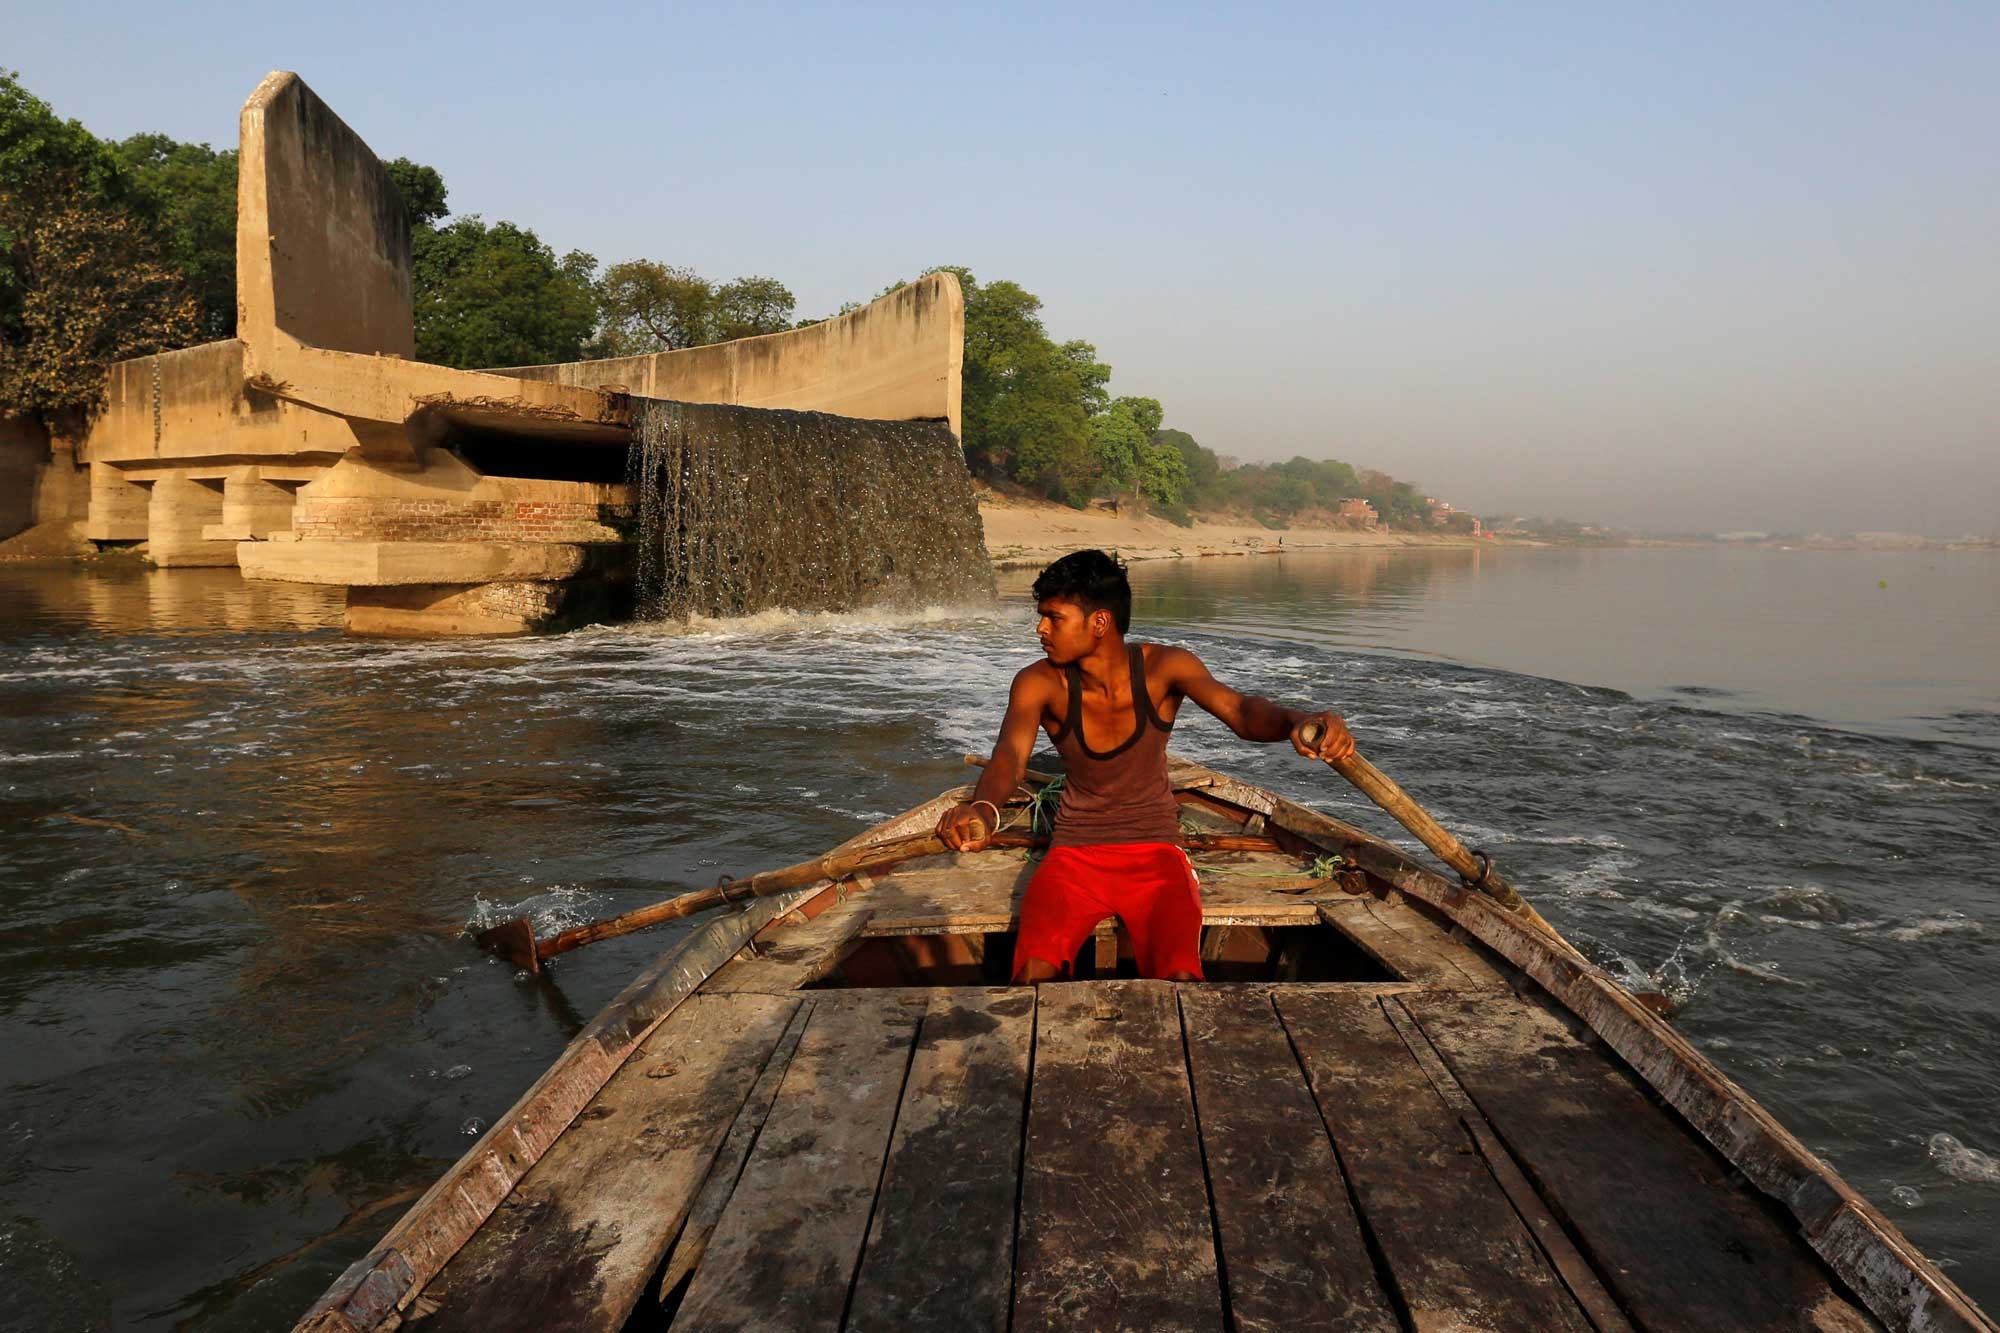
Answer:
[{"left": 238, "top": 539, "right": 601, "bottom": 586}]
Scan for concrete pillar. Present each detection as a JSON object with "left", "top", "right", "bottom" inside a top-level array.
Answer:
[
  {"left": 205, "top": 469, "right": 296, "bottom": 541},
  {"left": 147, "top": 472, "right": 236, "bottom": 567},
  {"left": 35, "top": 436, "right": 90, "bottom": 523},
  {"left": 84, "top": 463, "right": 151, "bottom": 542}
]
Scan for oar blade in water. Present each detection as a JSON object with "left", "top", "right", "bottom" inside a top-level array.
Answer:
[{"left": 477, "top": 918, "right": 542, "bottom": 974}]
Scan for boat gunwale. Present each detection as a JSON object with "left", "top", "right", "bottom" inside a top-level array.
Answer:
[
  {"left": 295, "top": 765, "right": 1995, "bottom": 1333},
  {"left": 1172, "top": 758, "right": 1995, "bottom": 1333}
]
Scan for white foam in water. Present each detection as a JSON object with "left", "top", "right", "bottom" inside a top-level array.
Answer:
[
  {"left": 1928, "top": 1134, "right": 2000, "bottom": 1184},
  {"left": 466, "top": 884, "right": 610, "bottom": 937},
  {"left": 1886, "top": 915, "right": 1984, "bottom": 942}
]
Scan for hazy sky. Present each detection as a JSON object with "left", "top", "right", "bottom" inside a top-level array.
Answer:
[{"left": 11, "top": 2, "right": 1998, "bottom": 534}]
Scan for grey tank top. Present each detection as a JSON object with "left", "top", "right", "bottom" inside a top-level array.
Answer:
[{"left": 1047, "top": 643, "right": 1183, "bottom": 848}]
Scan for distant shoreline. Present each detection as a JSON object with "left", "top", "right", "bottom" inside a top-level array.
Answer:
[{"left": 977, "top": 487, "right": 1484, "bottom": 569}]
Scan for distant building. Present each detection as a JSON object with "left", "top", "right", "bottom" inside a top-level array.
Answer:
[{"left": 1336, "top": 498, "right": 1379, "bottom": 530}]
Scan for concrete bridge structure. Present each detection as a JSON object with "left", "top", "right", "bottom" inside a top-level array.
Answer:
[{"left": 8, "top": 72, "right": 966, "bottom": 635}]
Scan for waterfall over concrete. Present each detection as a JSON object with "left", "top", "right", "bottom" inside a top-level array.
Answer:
[{"left": 624, "top": 398, "right": 993, "bottom": 620}]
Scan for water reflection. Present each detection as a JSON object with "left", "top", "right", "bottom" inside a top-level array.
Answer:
[{"left": 0, "top": 562, "right": 343, "bottom": 637}]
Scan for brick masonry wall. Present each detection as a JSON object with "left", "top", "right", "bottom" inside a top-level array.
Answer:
[
  {"left": 470, "top": 581, "right": 565, "bottom": 622},
  {"left": 290, "top": 497, "right": 630, "bottom": 544}
]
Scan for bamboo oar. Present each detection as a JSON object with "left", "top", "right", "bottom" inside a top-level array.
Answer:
[
  {"left": 475, "top": 826, "right": 970, "bottom": 974},
  {"left": 475, "top": 821, "right": 1291, "bottom": 972},
  {"left": 1298, "top": 720, "right": 1583, "bottom": 957}
]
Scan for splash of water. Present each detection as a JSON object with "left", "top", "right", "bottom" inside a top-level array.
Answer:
[
  {"left": 623, "top": 398, "right": 994, "bottom": 621},
  {"left": 1928, "top": 1133, "right": 2000, "bottom": 1184}
]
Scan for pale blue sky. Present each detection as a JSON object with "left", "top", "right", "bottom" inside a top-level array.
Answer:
[{"left": 10, "top": 1, "right": 1998, "bottom": 533}]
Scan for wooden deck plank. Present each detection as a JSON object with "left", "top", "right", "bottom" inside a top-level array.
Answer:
[
  {"left": 1277, "top": 990, "right": 1594, "bottom": 1332},
  {"left": 846, "top": 988, "right": 1036, "bottom": 1331},
  {"left": 654, "top": 1000, "right": 814, "bottom": 1304},
  {"left": 1317, "top": 897, "right": 1501, "bottom": 988},
  {"left": 1379, "top": 1003, "right": 1636, "bottom": 1333},
  {"left": 408, "top": 992, "right": 800, "bottom": 1332},
  {"left": 1404, "top": 992, "right": 1878, "bottom": 1332},
  {"left": 1014, "top": 980, "right": 1223, "bottom": 1331},
  {"left": 1370, "top": 896, "right": 1512, "bottom": 986},
  {"left": 669, "top": 991, "right": 922, "bottom": 1332},
  {"left": 1177, "top": 987, "right": 1398, "bottom": 1332}
]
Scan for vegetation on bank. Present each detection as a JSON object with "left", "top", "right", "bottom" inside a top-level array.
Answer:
[{"left": 1, "top": 71, "right": 1463, "bottom": 533}]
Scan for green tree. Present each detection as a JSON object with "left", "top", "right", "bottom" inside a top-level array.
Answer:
[
  {"left": 1087, "top": 398, "right": 1153, "bottom": 493},
  {"left": 712, "top": 275, "right": 795, "bottom": 341},
  {"left": 411, "top": 216, "right": 599, "bottom": 368},
  {"left": 1138, "top": 433, "right": 1190, "bottom": 505},
  {"left": 923, "top": 266, "right": 1104, "bottom": 497},
  {"left": 597, "top": 264, "right": 799, "bottom": 354},
  {"left": 111, "top": 132, "right": 237, "bottom": 341},
  {"left": 1, "top": 72, "right": 199, "bottom": 424},
  {"left": 1156, "top": 427, "right": 1222, "bottom": 503},
  {"left": 1061, "top": 340, "right": 1112, "bottom": 417},
  {"left": 1114, "top": 396, "right": 1163, "bottom": 439},
  {"left": 382, "top": 157, "right": 448, "bottom": 229},
  {"left": 596, "top": 259, "right": 712, "bottom": 355}
]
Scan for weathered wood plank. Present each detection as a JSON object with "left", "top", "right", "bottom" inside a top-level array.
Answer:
[
  {"left": 701, "top": 877, "right": 880, "bottom": 994},
  {"left": 1379, "top": 1003, "right": 1635, "bottom": 1333},
  {"left": 846, "top": 988, "right": 1036, "bottom": 1331},
  {"left": 1277, "top": 990, "right": 1593, "bottom": 1332},
  {"left": 1372, "top": 894, "right": 1512, "bottom": 985},
  {"left": 654, "top": 1000, "right": 814, "bottom": 1304},
  {"left": 669, "top": 991, "right": 922, "bottom": 1332},
  {"left": 294, "top": 882, "right": 826, "bottom": 1333},
  {"left": 1177, "top": 987, "right": 1397, "bottom": 1332},
  {"left": 1317, "top": 897, "right": 1497, "bottom": 988},
  {"left": 408, "top": 992, "right": 798, "bottom": 1330},
  {"left": 1404, "top": 992, "right": 1877, "bottom": 1332},
  {"left": 1014, "top": 980, "right": 1223, "bottom": 1332}
]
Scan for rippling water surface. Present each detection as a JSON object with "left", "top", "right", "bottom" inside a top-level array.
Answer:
[{"left": 0, "top": 547, "right": 1995, "bottom": 1328}]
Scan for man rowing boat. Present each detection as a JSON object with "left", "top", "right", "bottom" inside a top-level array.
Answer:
[{"left": 938, "top": 549, "right": 1356, "bottom": 983}]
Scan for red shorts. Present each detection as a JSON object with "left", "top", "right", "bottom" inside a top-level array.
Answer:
[{"left": 1012, "top": 842, "right": 1205, "bottom": 982}]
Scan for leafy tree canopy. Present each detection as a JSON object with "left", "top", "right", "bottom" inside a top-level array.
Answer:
[
  {"left": 1, "top": 72, "right": 199, "bottom": 424},
  {"left": 597, "top": 260, "right": 795, "bottom": 356},
  {"left": 111, "top": 132, "right": 237, "bottom": 342},
  {"left": 412, "top": 216, "right": 599, "bottom": 368},
  {"left": 382, "top": 157, "right": 448, "bottom": 229}
]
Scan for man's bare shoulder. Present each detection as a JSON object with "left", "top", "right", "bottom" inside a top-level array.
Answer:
[{"left": 1011, "top": 659, "right": 1063, "bottom": 697}]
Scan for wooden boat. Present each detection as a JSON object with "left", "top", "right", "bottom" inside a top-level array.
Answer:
[{"left": 298, "top": 756, "right": 1993, "bottom": 1332}]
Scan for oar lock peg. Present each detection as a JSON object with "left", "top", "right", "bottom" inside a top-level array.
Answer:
[{"left": 1464, "top": 848, "right": 1498, "bottom": 890}]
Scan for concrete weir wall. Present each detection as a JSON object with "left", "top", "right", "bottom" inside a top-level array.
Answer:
[
  {"left": 502, "top": 273, "right": 964, "bottom": 436},
  {"left": 236, "top": 71, "right": 414, "bottom": 363},
  {"left": 57, "top": 70, "right": 974, "bottom": 638}
]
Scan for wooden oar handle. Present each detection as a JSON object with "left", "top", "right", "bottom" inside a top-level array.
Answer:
[{"left": 1296, "top": 719, "right": 1531, "bottom": 915}]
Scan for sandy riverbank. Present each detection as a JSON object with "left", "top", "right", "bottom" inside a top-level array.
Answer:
[{"left": 977, "top": 487, "right": 1486, "bottom": 569}]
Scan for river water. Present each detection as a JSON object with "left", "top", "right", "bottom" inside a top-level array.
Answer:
[{"left": 1, "top": 545, "right": 1995, "bottom": 1328}]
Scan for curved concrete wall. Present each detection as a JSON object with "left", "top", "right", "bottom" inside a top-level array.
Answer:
[
  {"left": 498, "top": 272, "right": 963, "bottom": 435},
  {"left": 237, "top": 72, "right": 414, "bottom": 361}
]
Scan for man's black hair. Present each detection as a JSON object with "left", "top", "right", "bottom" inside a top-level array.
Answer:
[{"left": 1033, "top": 549, "right": 1132, "bottom": 634}]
